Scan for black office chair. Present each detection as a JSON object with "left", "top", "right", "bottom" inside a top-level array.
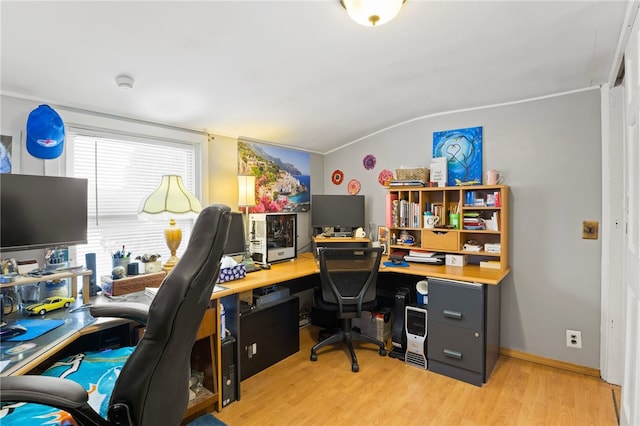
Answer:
[
  {"left": 310, "top": 247, "right": 386, "bottom": 372},
  {"left": 0, "top": 204, "right": 232, "bottom": 426}
]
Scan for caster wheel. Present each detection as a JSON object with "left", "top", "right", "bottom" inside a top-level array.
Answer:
[
  {"left": 310, "top": 352, "right": 318, "bottom": 362},
  {"left": 379, "top": 348, "right": 387, "bottom": 356},
  {"left": 352, "top": 363, "right": 359, "bottom": 372}
]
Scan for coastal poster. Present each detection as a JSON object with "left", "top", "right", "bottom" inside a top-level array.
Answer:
[{"left": 238, "top": 141, "right": 310, "bottom": 213}]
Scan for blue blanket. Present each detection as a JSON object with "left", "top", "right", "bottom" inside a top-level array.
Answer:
[{"left": 0, "top": 346, "right": 134, "bottom": 425}]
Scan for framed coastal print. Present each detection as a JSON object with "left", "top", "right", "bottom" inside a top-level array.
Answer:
[
  {"left": 0, "top": 130, "right": 21, "bottom": 174},
  {"left": 238, "top": 140, "right": 310, "bottom": 213},
  {"left": 433, "top": 126, "right": 482, "bottom": 186}
]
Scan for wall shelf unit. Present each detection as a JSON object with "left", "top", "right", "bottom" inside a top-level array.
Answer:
[{"left": 387, "top": 185, "right": 509, "bottom": 270}]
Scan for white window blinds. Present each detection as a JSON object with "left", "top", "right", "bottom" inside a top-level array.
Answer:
[{"left": 70, "top": 132, "right": 199, "bottom": 278}]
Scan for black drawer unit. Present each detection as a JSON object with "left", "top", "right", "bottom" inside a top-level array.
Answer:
[{"left": 427, "top": 278, "right": 500, "bottom": 386}]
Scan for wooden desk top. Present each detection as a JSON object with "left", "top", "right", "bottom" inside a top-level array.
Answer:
[
  {"left": 213, "top": 252, "right": 509, "bottom": 298},
  {"left": 3, "top": 254, "right": 508, "bottom": 375}
]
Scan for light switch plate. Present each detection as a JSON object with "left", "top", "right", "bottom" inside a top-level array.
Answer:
[{"left": 582, "top": 221, "right": 598, "bottom": 239}]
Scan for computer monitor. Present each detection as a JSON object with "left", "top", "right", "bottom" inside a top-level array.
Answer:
[
  {"left": 1, "top": 174, "right": 88, "bottom": 251},
  {"left": 311, "top": 194, "right": 365, "bottom": 235},
  {"left": 223, "top": 212, "right": 246, "bottom": 261}
]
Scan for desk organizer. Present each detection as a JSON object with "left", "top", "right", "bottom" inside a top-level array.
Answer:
[
  {"left": 216, "top": 264, "right": 246, "bottom": 283},
  {"left": 101, "top": 271, "right": 166, "bottom": 296}
]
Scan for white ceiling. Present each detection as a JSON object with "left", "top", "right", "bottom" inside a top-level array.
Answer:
[{"left": 0, "top": 1, "right": 630, "bottom": 154}]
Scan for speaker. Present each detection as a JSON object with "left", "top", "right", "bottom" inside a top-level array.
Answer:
[
  {"left": 84, "top": 253, "right": 99, "bottom": 297},
  {"left": 389, "top": 287, "right": 411, "bottom": 360},
  {"left": 221, "top": 336, "right": 237, "bottom": 407},
  {"left": 405, "top": 305, "right": 428, "bottom": 369}
]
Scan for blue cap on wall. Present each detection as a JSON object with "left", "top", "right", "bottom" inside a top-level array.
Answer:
[{"left": 26, "top": 104, "right": 65, "bottom": 159}]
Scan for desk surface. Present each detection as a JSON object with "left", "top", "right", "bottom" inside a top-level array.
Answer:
[
  {"left": 215, "top": 252, "right": 509, "bottom": 298},
  {"left": 3, "top": 252, "right": 509, "bottom": 376}
]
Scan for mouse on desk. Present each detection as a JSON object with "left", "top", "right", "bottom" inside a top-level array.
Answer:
[{"left": 0, "top": 323, "right": 27, "bottom": 339}]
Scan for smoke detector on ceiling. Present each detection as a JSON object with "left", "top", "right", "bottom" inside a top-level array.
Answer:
[{"left": 115, "top": 75, "right": 134, "bottom": 90}]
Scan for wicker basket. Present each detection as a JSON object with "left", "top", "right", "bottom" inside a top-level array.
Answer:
[{"left": 396, "top": 167, "right": 430, "bottom": 182}]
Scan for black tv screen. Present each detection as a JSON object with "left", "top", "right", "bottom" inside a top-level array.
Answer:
[
  {"left": 1, "top": 174, "right": 88, "bottom": 252},
  {"left": 223, "top": 212, "right": 246, "bottom": 257},
  {"left": 311, "top": 195, "right": 365, "bottom": 231}
]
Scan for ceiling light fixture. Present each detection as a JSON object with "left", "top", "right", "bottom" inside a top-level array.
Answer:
[
  {"left": 115, "top": 75, "right": 134, "bottom": 90},
  {"left": 341, "top": 0, "right": 405, "bottom": 27}
]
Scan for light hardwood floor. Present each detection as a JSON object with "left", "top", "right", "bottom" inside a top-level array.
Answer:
[{"left": 215, "top": 325, "right": 619, "bottom": 426}]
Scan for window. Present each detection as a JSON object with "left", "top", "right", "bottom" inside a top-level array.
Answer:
[{"left": 69, "top": 132, "right": 199, "bottom": 278}]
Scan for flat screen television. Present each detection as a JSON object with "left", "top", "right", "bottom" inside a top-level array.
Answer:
[
  {"left": 311, "top": 194, "right": 365, "bottom": 235},
  {"left": 0, "top": 174, "right": 88, "bottom": 252},
  {"left": 223, "top": 212, "right": 246, "bottom": 258}
]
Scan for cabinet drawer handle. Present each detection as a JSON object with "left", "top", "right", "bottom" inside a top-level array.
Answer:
[
  {"left": 443, "top": 309, "right": 462, "bottom": 320},
  {"left": 444, "top": 349, "right": 463, "bottom": 360}
]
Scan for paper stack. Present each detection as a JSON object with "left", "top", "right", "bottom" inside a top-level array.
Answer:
[{"left": 144, "top": 287, "right": 159, "bottom": 298}]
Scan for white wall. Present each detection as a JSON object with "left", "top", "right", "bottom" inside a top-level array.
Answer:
[{"left": 325, "top": 89, "right": 603, "bottom": 368}]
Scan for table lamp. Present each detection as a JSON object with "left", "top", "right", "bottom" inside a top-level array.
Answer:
[
  {"left": 238, "top": 175, "right": 256, "bottom": 264},
  {"left": 138, "top": 175, "right": 202, "bottom": 272}
]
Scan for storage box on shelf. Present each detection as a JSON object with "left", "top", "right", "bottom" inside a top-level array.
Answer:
[{"left": 386, "top": 185, "right": 509, "bottom": 270}]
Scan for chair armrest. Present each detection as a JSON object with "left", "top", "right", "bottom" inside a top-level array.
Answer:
[
  {"left": 90, "top": 302, "right": 149, "bottom": 326},
  {"left": 0, "top": 376, "right": 87, "bottom": 409}
]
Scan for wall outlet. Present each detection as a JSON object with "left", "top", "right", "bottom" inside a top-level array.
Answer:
[{"left": 566, "top": 329, "right": 582, "bottom": 348}]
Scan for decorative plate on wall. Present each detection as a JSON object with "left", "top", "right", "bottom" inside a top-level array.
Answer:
[
  {"left": 378, "top": 169, "right": 394, "bottom": 186},
  {"left": 331, "top": 169, "right": 344, "bottom": 185},
  {"left": 347, "top": 179, "right": 361, "bottom": 195},
  {"left": 363, "top": 154, "right": 376, "bottom": 170}
]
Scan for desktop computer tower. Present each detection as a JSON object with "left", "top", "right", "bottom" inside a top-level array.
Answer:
[
  {"left": 248, "top": 213, "right": 297, "bottom": 264},
  {"left": 405, "top": 305, "right": 428, "bottom": 369},
  {"left": 221, "top": 335, "right": 237, "bottom": 407},
  {"left": 389, "top": 287, "right": 411, "bottom": 360}
]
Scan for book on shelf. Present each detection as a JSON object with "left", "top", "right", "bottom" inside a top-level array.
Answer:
[
  {"left": 408, "top": 249, "right": 437, "bottom": 257},
  {"left": 385, "top": 193, "right": 398, "bottom": 227},
  {"left": 479, "top": 260, "right": 501, "bottom": 269},
  {"left": 388, "top": 180, "right": 425, "bottom": 187},
  {"left": 430, "top": 157, "right": 447, "bottom": 187},
  {"left": 404, "top": 253, "right": 446, "bottom": 264},
  {"left": 392, "top": 199, "right": 399, "bottom": 227}
]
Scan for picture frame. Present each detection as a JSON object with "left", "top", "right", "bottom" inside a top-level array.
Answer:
[
  {"left": 1, "top": 258, "right": 18, "bottom": 275},
  {"left": 0, "top": 130, "right": 22, "bottom": 174},
  {"left": 433, "top": 126, "right": 482, "bottom": 186},
  {"left": 378, "top": 226, "right": 389, "bottom": 254}
]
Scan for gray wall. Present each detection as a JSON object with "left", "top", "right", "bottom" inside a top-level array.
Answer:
[
  {"left": 324, "top": 89, "right": 602, "bottom": 368},
  {"left": 2, "top": 90, "right": 602, "bottom": 368}
]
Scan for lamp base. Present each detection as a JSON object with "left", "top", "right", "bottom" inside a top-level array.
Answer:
[
  {"left": 164, "top": 219, "right": 182, "bottom": 273},
  {"left": 162, "top": 255, "right": 179, "bottom": 273}
]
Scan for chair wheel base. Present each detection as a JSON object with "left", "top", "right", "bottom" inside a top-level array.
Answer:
[
  {"left": 379, "top": 348, "right": 387, "bottom": 356},
  {"left": 310, "top": 352, "right": 318, "bottom": 362},
  {"left": 352, "top": 363, "right": 359, "bottom": 372}
]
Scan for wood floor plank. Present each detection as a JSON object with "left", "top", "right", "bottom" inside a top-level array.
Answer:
[{"left": 215, "top": 326, "right": 619, "bottom": 425}]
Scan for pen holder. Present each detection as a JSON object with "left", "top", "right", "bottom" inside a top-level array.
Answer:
[
  {"left": 112, "top": 257, "right": 130, "bottom": 271},
  {"left": 449, "top": 213, "right": 460, "bottom": 229}
]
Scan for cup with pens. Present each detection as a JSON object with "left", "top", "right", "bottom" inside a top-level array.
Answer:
[
  {"left": 112, "top": 245, "right": 131, "bottom": 270},
  {"left": 449, "top": 203, "right": 460, "bottom": 229}
]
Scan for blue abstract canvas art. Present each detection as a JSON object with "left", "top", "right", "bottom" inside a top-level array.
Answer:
[{"left": 433, "top": 126, "right": 483, "bottom": 186}]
